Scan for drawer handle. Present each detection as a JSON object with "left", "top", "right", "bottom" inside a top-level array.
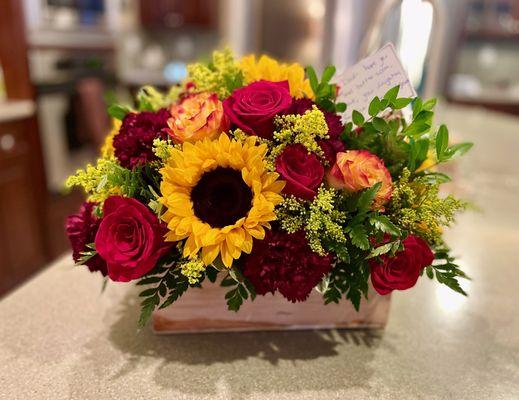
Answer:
[{"left": 0, "top": 133, "right": 16, "bottom": 152}]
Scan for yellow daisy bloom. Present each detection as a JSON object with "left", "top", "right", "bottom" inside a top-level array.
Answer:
[
  {"left": 100, "top": 119, "right": 122, "bottom": 159},
  {"left": 159, "top": 133, "right": 285, "bottom": 267},
  {"left": 239, "top": 54, "right": 314, "bottom": 99}
]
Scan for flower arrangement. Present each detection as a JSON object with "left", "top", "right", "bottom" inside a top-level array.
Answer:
[{"left": 66, "top": 49, "right": 472, "bottom": 327}]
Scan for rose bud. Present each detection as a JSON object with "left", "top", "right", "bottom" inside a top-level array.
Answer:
[
  {"left": 167, "top": 92, "right": 229, "bottom": 144},
  {"left": 327, "top": 150, "right": 392, "bottom": 210},
  {"left": 370, "top": 235, "right": 434, "bottom": 295}
]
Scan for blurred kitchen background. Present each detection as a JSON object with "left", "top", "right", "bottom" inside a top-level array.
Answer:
[{"left": 0, "top": 0, "right": 518, "bottom": 297}]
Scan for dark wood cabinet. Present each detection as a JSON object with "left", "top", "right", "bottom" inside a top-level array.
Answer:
[
  {"left": 139, "top": 0, "right": 219, "bottom": 30},
  {"left": 0, "top": 118, "right": 47, "bottom": 295}
]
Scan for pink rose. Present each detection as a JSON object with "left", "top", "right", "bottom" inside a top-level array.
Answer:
[
  {"left": 223, "top": 80, "right": 292, "bottom": 138},
  {"left": 95, "top": 196, "right": 170, "bottom": 282}
]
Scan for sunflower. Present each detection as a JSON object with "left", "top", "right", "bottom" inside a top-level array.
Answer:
[
  {"left": 159, "top": 134, "right": 285, "bottom": 267},
  {"left": 239, "top": 55, "right": 314, "bottom": 99},
  {"left": 100, "top": 119, "right": 121, "bottom": 159}
]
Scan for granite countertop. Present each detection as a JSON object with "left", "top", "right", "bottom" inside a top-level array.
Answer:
[
  {"left": 0, "top": 99, "right": 36, "bottom": 123},
  {"left": 0, "top": 104, "right": 518, "bottom": 399}
]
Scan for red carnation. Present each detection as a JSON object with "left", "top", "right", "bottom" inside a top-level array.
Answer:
[
  {"left": 287, "top": 98, "right": 345, "bottom": 164},
  {"left": 66, "top": 202, "right": 107, "bottom": 276},
  {"left": 241, "top": 229, "right": 333, "bottom": 302},
  {"left": 95, "top": 196, "right": 171, "bottom": 282},
  {"left": 113, "top": 109, "right": 170, "bottom": 169},
  {"left": 370, "top": 235, "right": 434, "bottom": 295}
]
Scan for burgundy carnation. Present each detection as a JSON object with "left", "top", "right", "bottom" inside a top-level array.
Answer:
[
  {"left": 95, "top": 196, "right": 171, "bottom": 282},
  {"left": 223, "top": 80, "right": 292, "bottom": 139},
  {"left": 113, "top": 108, "right": 170, "bottom": 169},
  {"left": 370, "top": 235, "right": 434, "bottom": 295},
  {"left": 66, "top": 202, "right": 107, "bottom": 276},
  {"left": 288, "top": 98, "right": 345, "bottom": 164},
  {"left": 275, "top": 144, "right": 324, "bottom": 200},
  {"left": 241, "top": 229, "right": 333, "bottom": 302}
]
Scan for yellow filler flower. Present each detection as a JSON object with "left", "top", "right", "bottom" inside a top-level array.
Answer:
[
  {"left": 159, "top": 134, "right": 285, "bottom": 267},
  {"left": 239, "top": 54, "right": 314, "bottom": 99}
]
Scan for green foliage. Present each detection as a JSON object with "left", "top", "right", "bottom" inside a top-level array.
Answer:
[
  {"left": 387, "top": 169, "right": 467, "bottom": 244},
  {"left": 424, "top": 244, "right": 469, "bottom": 296},
  {"left": 136, "top": 85, "right": 181, "bottom": 111},
  {"left": 107, "top": 104, "right": 132, "bottom": 120},
  {"left": 220, "top": 267, "right": 256, "bottom": 311},
  {"left": 187, "top": 48, "right": 243, "bottom": 99},
  {"left": 267, "top": 106, "right": 330, "bottom": 168},
  {"left": 305, "top": 65, "right": 346, "bottom": 113},
  {"left": 276, "top": 187, "right": 348, "bottom": 256},
  {"left": 65, "top": 157, "right": 162, "bottom": 205},
  {"left": 136, "top": 252, "right": 187, "bottom": 327}
]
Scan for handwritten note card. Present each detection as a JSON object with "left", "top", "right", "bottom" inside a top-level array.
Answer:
[{"left": 335, "top": 43, "right": 416, "bottom": 121}]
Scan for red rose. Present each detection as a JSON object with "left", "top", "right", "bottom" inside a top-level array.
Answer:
[
  {"left": 370, "top": 235, "right": 434, "bottom": 295},
  {"left": 95, "top": 196, "right": 170, "bottom": 282},
  {"left": 275, "top": 144, "right": 325, "bottom": 200},
  {"left": 223, "top": 80, "right": 292, "bottom": 138}
]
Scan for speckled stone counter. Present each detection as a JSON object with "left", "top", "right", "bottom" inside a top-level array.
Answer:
[{"left": 1, "top": 104, "right": 518, "bottom": 399}]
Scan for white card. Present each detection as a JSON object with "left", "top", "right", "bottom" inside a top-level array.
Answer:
[{"left": 334, "top": 43, "right": 416, "bottom": 121}]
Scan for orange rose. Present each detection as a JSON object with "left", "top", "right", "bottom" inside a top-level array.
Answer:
[
  {"left": 167, "top": 92, "right": 229, "bottom": 143},
  {"left": 327, "top": 150, "right": 392, "bottom": 210}
]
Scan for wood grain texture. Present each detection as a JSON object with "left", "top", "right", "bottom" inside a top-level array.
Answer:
[{"left": 153, "top": 282, "right": 391, "bottom": 334}]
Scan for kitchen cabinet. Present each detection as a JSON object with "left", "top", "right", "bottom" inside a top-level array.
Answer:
[
  {"left": 139, "top": 0, "right": 219, "bottom": 30},
  {"left": 0, "top": 117, "right": 46, "bottom": 295}
]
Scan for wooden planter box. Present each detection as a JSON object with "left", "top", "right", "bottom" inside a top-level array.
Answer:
[{"left": 152, "top": 281, "right": 391, "bottom": 334}]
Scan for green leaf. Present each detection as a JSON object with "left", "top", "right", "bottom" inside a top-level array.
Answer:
[
  {"left": 357, "top": 182, "right": 382, "bottom": 212},
  {"left": 412, "top": 98, "right": 423, "bottom": 118},
  {"left": 392, "top": 97, "right": 413, "bottom": 109},
  {"left": 321, "top": 65, "right": 336, "bottom": 84},
  {"left": 349, "top": 225, "right": 370, "bottom": 250},
  {"left": 426, "top": 266, "right": 434, "bottom": 279},
  {"left": 229, "top": 266, "right": 244, "bottom": 283},
  {"left": 369, "top": 214, "right": 401, "bottom": 236},
  {"left": 446, "top": 142, "right": 473, "bottom": 159},
  {"left": 383, "top": 85, "right": 400, "bottom": 102},
  {"left": 107, "top": 104, "right": 131, "bottom": 120},
  {"left": 436, "top": 124, "right": 449, "bottom": 160},
  {"left": 421, "top": 172, "right": 451, "bottom": 184},
  {"left": 305, "top": 66, "right": 319, "bottom": 93},
  {"left": 352, "top": 110, "right": 365, "bottom": 126},
  {"left": 335, "top": 102, "right": 347, "bottom": 113},
  {"left": 367, "top": 242, "right": 394, "bottom": 259},
  {"left": 368, "top": 96, "right": 381, "bottom": 117},
  {"left": 237, "top": 284, "right": 248, "bottom": 300},
  {"left": 139, "top": 288, "right": 157, "bottom": 297},
  {"left": 206, "top": 266, "right": 218, "bottom": 283},
  {"left": 422, "top": 98, "right": 437, "bottom": 111},
  {"left": 372, "top": 117, "right": 390, "bottom": 133},
  {"left": 137, "top": 276, "right": 162, "bottom": 285}
]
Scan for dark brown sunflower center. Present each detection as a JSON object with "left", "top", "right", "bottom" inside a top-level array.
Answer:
[{"left": 191, "top": 167, "right": 253, "bottom": 228}]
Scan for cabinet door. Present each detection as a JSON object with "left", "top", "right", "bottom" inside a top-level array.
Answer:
[{"left": 0, "top": 119, "right": 46, "bottom": 295}]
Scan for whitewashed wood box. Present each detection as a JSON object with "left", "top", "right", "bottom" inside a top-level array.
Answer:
[{"left": 152, "top": 281, "right": 391, "bottom": 334}]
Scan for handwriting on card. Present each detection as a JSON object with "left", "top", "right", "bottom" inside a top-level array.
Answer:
[{"left": 334, "top": 43, "right": 416, "bottom": 121}]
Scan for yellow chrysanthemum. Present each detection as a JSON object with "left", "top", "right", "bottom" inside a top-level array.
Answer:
[
  {"left": 239, "top": 55, "right": 314, "bottom": 99},
  {"left": 100, "top": 119, "right": 122, "bottom": 158},
  {"left": 159, "top": 134, "right": 285, "bottom": 267}
]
